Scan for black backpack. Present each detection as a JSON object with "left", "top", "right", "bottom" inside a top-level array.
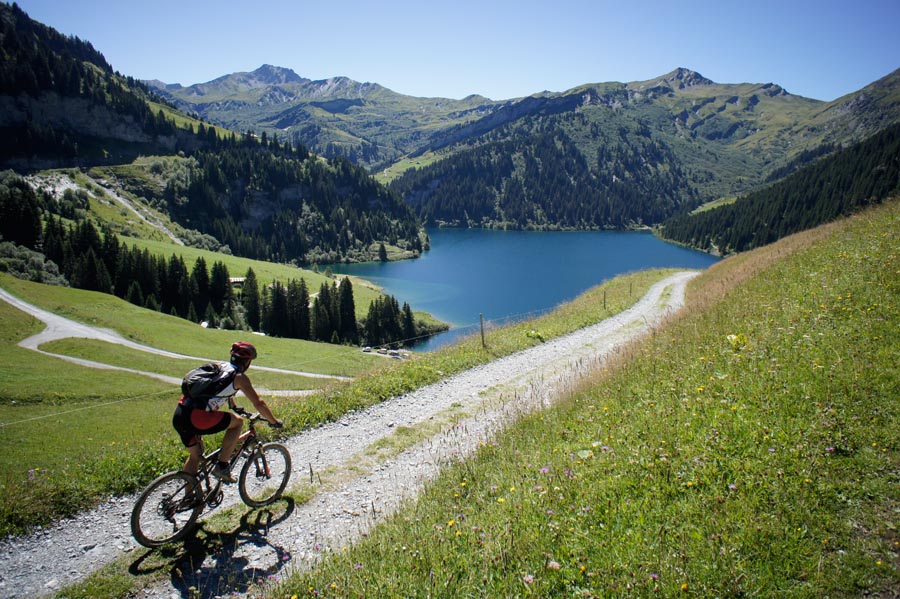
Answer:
[{"left": 181, "top": 361, "right": 236, "bottom": 409}]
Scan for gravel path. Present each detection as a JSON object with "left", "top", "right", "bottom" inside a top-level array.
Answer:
[
  {"left": 0, "top": 271, "right": 698, "bottom": 599},
  {"left": 0, "top": 287, "right": 349, "bottom": 385}
]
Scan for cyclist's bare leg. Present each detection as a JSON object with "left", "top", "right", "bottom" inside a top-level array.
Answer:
[
  {"left": 183, "top": 443, "right": 202, "bottom": 474},
  {"left": 217, "top": 414, "right": 245, "bottom": 466}
]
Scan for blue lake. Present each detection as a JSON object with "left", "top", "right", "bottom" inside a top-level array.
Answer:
[{"left": 335, "top": 228, "right": 719, "bottom": 350}]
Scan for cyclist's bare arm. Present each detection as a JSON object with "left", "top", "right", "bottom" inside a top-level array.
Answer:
[{"left": 233, "top": 372, "right": 281, "bottom": 426}]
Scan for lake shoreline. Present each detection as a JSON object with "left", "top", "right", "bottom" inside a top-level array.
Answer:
[{"left": 336, "top": 228, "right": 719, "bottom": 350}]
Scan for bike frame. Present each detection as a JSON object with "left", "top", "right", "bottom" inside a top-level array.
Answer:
[{"left": 192, "top": 411, "right": 263, "bottom": 505}]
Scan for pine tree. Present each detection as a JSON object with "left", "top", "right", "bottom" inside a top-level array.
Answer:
[
  {"left": 190, "top": 257, "right": 210, "bottom": 318},
  {"left": 363, "top": 299, "right": 382, "bottom": 346},
  {"left": 72, "top": 248, "right": 112, "bottom": 293},
  {"left": 0, "top": 172, "right": 42, "bottom": 249},
  {"left": 125, "top": 280, "right": 144, "bottom": 307},
  {"left": 286, "top": 278, "right": 311, "bottom": 340},
  {"left": 338, "top": 277, "right": 358, "bottom": 344},
  {"left": 264, "top": 281, "right": 288, "bottom": 337},
  {"left": 163, "top": 255, "right": 189, "bottom": 316},
  {"left": 98, "top": 227, "right": 121, "bottom": 281},
  {"left": 242, "top": 268, "right": 261, "bottom": 332},
  {"left": 209, "top": 260, "right": 232, "bottom": 315},
  {"left": 145, "top": 294, "right": 159, "bottom": 312},
  {"left": 402, "top": 302, "right": 416, "bottom": 342},
  {"left": 298, "top": 278, "right": 311, "bottom": 340},
  {"left": 177, "top": 274, "right": 192, "bottom": 318},
  {"left": 312, "top": 295, "right": 331, "bottom": 342},
  {"left": 204, "top": 304, "right": 218, "bottom": 328},
  {"left": 313, "top": 282, "right": 336, "bottom": 342}
]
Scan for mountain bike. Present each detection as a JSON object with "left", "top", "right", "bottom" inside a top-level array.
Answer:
[{"left": 130, "top": 407, "right": 291, "bottom": 548}]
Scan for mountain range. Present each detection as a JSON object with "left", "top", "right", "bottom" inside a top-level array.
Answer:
[
  {"left": 151, "top": 63, "right": 900, "bottom": 229},
  {"left": 147, "top": 64, "right": 499, "bottom": 171},
  {"left": 3, "top": 1, "right": 900, "bottom": 250}
]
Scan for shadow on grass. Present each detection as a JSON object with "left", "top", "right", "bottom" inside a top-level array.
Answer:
[{"left": 129, "top": 498, "right": 295, "bottom": 598}]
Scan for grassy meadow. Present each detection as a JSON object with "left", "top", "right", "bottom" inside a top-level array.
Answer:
[
  {"left": 373, "top": 150, "right": 444, "bottom": 185},
  {"left": 269, "top": 200, "right": 900, "bottom": 598},
  {"left": 0, "top": 265, "right": 664, "bottom": 539},
  {"left": 0, "top": 272, "right": 381, "bottom": 535},
  {"left": 45, "top": 267, "right": 671, "bottom": 599}
]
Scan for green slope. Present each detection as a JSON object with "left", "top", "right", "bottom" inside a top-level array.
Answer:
[
  {"left": 279, "top": 198, "right": 900, "bottom": 599},
  {"left": 24, "top": 164, "right": 392, "bottom": 319},
  {"left": 0, "top": 271, "right": 382, "bottom": 535}
]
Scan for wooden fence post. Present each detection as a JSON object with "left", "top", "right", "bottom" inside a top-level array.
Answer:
[{"left": 480, "top": 313, "right": 485, "bottom": 348}]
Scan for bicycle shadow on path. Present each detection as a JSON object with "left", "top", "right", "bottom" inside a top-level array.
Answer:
[{"left": 128, "top": 498, "right": 295, "bottom": 598}]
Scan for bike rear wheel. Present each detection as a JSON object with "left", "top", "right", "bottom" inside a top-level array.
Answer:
[
  {"left": 131, "top": 471, "right": 202, "bottom": 548},
  {"left": 238, "top": 443, "right": 291, "bottom": 507}
]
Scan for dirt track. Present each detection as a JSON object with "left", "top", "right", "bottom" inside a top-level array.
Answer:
[
  {"left": 0, "top": 286, "right": 349, "bottom": 385},
  {"left": 0, "top": 271, "right": 698, "bottom": 599}
]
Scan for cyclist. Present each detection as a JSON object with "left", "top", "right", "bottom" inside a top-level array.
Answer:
[{"left": 173, "top": 341, "right": 282, "bottom": 483}]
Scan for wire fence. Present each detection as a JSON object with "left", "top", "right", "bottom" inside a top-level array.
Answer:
[{"left": 0, "top": 388, "right": 172, "bottom": 428}]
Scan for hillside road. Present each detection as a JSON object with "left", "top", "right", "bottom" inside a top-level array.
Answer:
[{"left": 0, "top": 286, "right": 349, "bottom": 382}]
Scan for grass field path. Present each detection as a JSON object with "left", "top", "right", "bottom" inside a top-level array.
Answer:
[{"left": 0, "top": 286, "right": 350, "bottom": 384}]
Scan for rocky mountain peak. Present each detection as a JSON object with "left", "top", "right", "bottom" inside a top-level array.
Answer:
[
  {"left": 627, "top": 68, "right": 715, "bottom": 94},
  {"left": 250, "top": 64, "right": 306, "bottom": 85},
  {"left": 662, "top": 67, "right": 715, "bottom": 88}
]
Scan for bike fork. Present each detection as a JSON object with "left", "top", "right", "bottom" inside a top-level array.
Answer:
[{"left": 251, "top": 452, "right": 271, "bottom": 478}]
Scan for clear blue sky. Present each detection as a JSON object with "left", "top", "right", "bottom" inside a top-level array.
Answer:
[{"left": 13, "top": 0, "right": 900, "bottom": 101}]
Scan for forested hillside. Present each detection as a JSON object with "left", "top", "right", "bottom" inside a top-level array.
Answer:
[
  {"left": 392, "top": 119, "right": 697, "bottom": 229},
  {"left": 153, "top": 140, "right": 423, "bottom": 265},
  {"left": 0, "top": 2, "right": 200, "bottom": 167},
  {"left": 659, "top": 121, "right": 900, "bottom": 253},
  {"left": 0, "top": 3, "right": 424, "bottom": 266},
  {"left": 0, "top": 169, "right": 436, "bottom": 346},
  {"left": 388, "top": 69, "right": 899, "bottom": 231}
]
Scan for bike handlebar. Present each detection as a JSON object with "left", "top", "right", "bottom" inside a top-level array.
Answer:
[{"left": 232, "top": 406, "right": 282, "bottom": 428}]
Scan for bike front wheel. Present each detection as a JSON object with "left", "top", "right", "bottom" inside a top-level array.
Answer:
[
  {"left": 131, "top": 471, "right": 202, "bottom": 548},
  {"left": 238, "top": 443, "right": 291, "bottom": 507}
]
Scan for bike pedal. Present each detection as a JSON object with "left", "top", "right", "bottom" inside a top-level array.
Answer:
[{"left": 207, "top": 490, "right": 224, "bottom": 508}]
